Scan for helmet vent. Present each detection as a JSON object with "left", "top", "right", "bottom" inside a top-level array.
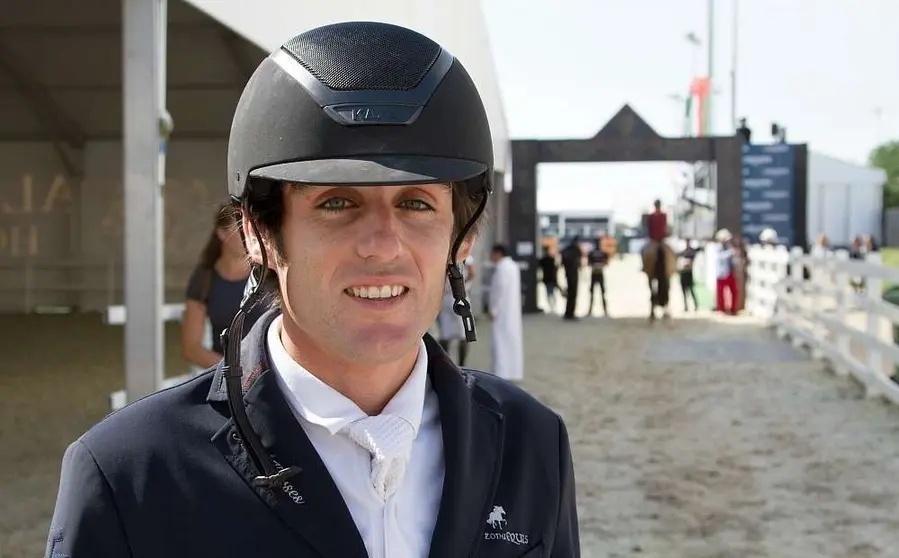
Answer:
[{"left": 282, "top": 22, "right": 442, "bottom": 92}]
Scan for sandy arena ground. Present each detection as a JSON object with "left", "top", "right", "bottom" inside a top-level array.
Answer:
[{"left": 3, "top": 256, "right": 899, "bottom": 557}]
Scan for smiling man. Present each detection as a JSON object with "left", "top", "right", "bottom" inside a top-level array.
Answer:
[{"left": 46, "top": 21, "right": 580, "bottom": 558}]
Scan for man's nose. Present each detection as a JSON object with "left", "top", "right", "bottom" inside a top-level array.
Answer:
[{"left": 356, "top": 205, "right": 402, "bottom": 261}]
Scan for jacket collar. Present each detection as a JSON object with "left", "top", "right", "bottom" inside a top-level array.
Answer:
[{"left": 207, "top": 308, "right": 505, "bottom": 557}]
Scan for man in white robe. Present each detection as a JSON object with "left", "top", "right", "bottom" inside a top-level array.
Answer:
[{"left": 488, "top": 244, "right": 524, "bottom": 381}]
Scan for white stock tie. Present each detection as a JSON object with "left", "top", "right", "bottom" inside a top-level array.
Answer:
[{"left": 343, "top": 413, "right": 416, "bottom": 501}]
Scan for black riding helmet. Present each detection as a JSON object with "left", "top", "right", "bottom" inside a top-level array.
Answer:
[{"left": 221, "top": 21, "right": 495, "bottom": 488}]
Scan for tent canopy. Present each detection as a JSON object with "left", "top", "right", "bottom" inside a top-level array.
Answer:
[
  {"left": 1, "top": 0, "right": 509, "bottom": 175},
  {"left": 0, "top": 0, "right": 265, "bottom": 170}
]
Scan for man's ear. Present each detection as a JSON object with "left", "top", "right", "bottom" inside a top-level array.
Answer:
[
  {"left": 240, "top": 210, "right": 274, "bottom": 268},
  {"left": 448, "top": 234, "right": 477, "bottom": 264}
]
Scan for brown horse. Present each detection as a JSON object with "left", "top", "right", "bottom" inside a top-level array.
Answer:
[{"left": 641, "top": 241, "right": 676, "bottom": 321}]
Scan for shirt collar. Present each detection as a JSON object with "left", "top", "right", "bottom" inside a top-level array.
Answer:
[{"left": 266, "top": 315, "right": 430, "bottom": 436}]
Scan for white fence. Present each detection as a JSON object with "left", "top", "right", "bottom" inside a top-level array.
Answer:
[{"left": 747, "top": 244, "right": 899, "bottom": 404}]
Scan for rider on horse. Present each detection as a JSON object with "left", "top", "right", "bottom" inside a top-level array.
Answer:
[
  {"left": 642, "top": 200, "right": 675, "bottom": 319},
  {"left": 643, "top": 200, "right": 674, "bottom": 274},
  {"left": 647, "top": 200, "right": 667, "bottom": 251}
]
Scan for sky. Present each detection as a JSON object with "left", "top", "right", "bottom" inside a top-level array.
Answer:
[{"left": 480, "top": 0, "right": 899, "bottom": 224}]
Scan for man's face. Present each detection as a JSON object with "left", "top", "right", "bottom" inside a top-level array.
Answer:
[
  {"left": 490, "top": 249, "right": 502, "bottom": 263},
  {"left": 248, "top": 183, "right": 469, "bottom": 364}
]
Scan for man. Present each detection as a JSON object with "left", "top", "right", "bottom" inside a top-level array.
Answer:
[
  {"left": 560, "top": 236, "right": 583, "bottom": 320},
  {"left": 644, "top": 199, "right": 668, "bottom": 269},
  {"left": 538, "top": 245, "right": 560, "bottom": 313},
  {"left": 45, "top": 22, "right": 579, "bottom": 558},
  {"left": 642, "top": 199, "right": 673, "bottom": 316},
  {"left": 587, "top": 239, "right": 609, "bottom": 317},
  {"left": 488, "top": 244, "right": 524, "bottom": 381},
  {"left": 436, "top": 255, "right": 475, "bottom": 366},
  {"left": 677, "top": 238, "right": 701, "bottom": 312},
  {"left": 715, "top": 228, "right": 738, "bottom": 315}
]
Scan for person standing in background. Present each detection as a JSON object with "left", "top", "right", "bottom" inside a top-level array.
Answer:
[
  {"left": 489, "top": 244, "right": 524, "bottom": 381},
  {"left": 538, "top": 245, "right": 560, "bottom": 314},
  {"left": 181, "top": 204, "right": 261, "bottom": 369},
  {"left": 560, "top": 236, "right": 583, "bottom": 321},
  {"left": 714, "top": 229, "right": 738, "bottom": 315},
  {"left": 677, "top": 238, "right": 701, "bottom": 312},
  {"left": 588, "top": 239, "right": 609, "bottom": 317}
]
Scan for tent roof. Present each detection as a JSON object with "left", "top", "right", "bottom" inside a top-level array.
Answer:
[
  {"left": 0, "top": 0, "right": 265, "bottom": 144},
  {"left": 808, "top": 151, "right": 887, "bottom": 187},
  {"left": 0, "top": 0, "right": 509, "bottom": 173}
]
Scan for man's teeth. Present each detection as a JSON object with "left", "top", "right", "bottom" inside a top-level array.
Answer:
[{"left": 347, "top": 285, "right": 406, "bottom": 299}]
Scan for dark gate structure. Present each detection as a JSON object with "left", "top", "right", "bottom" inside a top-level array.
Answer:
[{"left": 508, "top": 104, "right": 744, "bottom": 314}]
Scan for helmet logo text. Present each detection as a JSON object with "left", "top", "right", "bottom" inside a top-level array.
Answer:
[{"left": 325, "top": 104, "right": 423, "bottom": 126}]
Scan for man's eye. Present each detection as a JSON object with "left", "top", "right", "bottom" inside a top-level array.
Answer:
[
  {"left": 320, "top": 198, "right": 354, "bottom": 212},
  {"left": 399, "top": 199, "right": 434, "bottom": 212}
]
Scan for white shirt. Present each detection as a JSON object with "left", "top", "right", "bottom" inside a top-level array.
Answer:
[{"left": 266, "top": 316, "right": 444, "bottom": 558}]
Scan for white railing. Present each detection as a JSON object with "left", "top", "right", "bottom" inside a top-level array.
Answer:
[{"left": 747, "top": 244, "right": 899, "bottom": 404}]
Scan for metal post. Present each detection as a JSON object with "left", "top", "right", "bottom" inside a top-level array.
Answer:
[
  {"left": 706, "top": 0, "right": 715, "bottom": 136},
  {"left": 730, "top": 0, "right": 739, "bottom": 132},
  {"left": 122, "top": 0, "right": 166, "bottom": 403}
]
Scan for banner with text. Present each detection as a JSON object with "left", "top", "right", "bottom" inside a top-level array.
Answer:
[{"left": 741, "top": 143, "right": 796, "bottom": 246}]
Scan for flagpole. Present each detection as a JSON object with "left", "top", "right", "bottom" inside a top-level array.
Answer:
[
  {"left": 706, "top": 0, "right": 714, "bottom": 136},
  {"left": 730, "top": 0, "right": 739, "bottom": 132}
]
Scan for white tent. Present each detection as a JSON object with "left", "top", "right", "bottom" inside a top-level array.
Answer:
[{"left": 807, "top": 151, "right": 885, "bottom": 246}]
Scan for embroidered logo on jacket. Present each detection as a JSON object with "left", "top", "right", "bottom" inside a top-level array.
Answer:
[
  {"left": 272, "top": 459, "right": 305, "bottom": 505},
  {"left": 484, "top": 505, "right": 529, "bottom": 545}
]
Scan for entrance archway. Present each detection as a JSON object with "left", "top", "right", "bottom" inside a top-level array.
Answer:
[{"left": 508, "top": 104, "right": 745, "bottom": 314}]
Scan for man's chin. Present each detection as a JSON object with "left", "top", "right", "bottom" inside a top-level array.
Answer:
[{"left": 342, "top": 322, "right": 424, "bottom": 359}]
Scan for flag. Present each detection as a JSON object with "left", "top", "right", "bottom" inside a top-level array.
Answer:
[{"left": 690, "top": 77, "right": 711, "bottom": 137}]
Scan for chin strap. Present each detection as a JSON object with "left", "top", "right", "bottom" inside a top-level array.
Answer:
[
  {"left": 446, "top": 186, "right": 491, "bottom": 344},
  {"left": 447, "top": 262, "right": 477, "bottom": 342}
]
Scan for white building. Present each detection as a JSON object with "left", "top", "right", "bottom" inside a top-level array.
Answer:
[{"left": 806, "top": 151, "right": 884, "bottom": 247}]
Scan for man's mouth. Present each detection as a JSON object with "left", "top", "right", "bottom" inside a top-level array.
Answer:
[{"left": 344, "top": 285, "right": 409, "bottom": 299}]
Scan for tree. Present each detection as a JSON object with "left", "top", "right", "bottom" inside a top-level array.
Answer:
[{"left": 869, "top": 140, "right": 899, "bottom": 208}]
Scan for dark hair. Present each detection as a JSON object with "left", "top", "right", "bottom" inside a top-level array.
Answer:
[
  {"left": 192, "top": 204, "right": 239, "bottom": 300},
  {"left": 242, "top": 177, "right": 490, "bottom": 305},
  {"left": 492, "top": 244, "right": 508, "bottom": 257}
]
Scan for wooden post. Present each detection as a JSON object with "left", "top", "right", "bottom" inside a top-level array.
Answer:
[
  {"left": 832, "top": 250, "right": 850, "bottom": 376},
  {"left": 786, "top": 247, "right": 804, "bottom": 345},
  {"left": 865, "top": 252, "right": 883, "bottom": 398}
]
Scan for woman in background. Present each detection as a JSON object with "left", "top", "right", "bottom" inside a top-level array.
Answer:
[{"left": 180, "top": 204, "right": 253, "bottom": 369}]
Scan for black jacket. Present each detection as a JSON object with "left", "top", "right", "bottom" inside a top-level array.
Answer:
[{"left": 46, "top": 309, "right": 580, "bottom": 557}]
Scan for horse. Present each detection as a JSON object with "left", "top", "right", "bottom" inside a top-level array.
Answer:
[
  {"left": 487, "top": 506, "right": 507, "bottom": 529},
  {"left": 641, "top": 240, "right": 676, "bottom": 322}
]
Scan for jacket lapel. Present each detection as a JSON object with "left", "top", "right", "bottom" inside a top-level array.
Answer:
[
  {"left": 425, "top": 335, "right": 506, "bottom": 558},
  {"left": 208, "top": 309, "right": 368, "bottom": 558}
]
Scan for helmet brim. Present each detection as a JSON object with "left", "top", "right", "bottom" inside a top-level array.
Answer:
[{"left": 248, "top": 155, "right": 487, "bottom": 186}]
